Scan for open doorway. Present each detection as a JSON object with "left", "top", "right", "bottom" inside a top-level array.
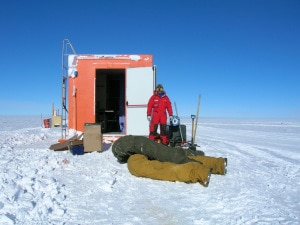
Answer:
[{"left": 95, "top": 69, "right": 125, "bottom": 134}]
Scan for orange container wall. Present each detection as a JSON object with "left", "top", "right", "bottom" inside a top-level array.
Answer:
[
  {"left": 68, "top": 54, "right": 153, "bottom": 132},
  {"left": 68, "top": 62, "right": 95, "bottom": 132}
]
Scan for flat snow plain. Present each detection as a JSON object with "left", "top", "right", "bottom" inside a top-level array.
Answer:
[{"left": 0, "top": 116, "right": 299, "bottom": 225}]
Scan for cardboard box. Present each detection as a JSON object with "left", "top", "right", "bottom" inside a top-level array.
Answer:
[
  {"left": 83, "top": 123, "right": 102, "bottom": 152},
  {"left": 71, "top": 140, "right": 83, "bottom": 146},
  {"left": 51, "top": 116, "right": 62, "bottom": 127}
]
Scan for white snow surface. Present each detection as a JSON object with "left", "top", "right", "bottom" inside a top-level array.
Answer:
[{"left": 0, "top": 116, "right": 299, "bottom": 225}]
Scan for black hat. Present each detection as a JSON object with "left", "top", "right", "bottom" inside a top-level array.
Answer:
[{"left": 156, "top": 84, "right": 164, "bottom": 92}]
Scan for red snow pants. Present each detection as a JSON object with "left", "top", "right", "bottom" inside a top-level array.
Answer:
[{"left": 149, "top": 111, "right": 168, "bottom": 144}]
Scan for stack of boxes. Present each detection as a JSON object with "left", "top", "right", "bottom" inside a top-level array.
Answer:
[{"left": 69, "top": 123, "right": 102, "bottom": 155}]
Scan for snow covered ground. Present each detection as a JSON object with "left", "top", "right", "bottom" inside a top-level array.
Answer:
[{"left": 0, "top": 116, "right": 299, "bottom": 225}]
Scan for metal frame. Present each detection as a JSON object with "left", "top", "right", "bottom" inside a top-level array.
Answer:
[{"left": 61, "top": 39, "right": 76, "bottom": 139}]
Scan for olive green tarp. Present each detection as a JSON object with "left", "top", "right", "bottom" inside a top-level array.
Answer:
[{"left": 112, "top": 135, "right": 205, "bottom": 164}]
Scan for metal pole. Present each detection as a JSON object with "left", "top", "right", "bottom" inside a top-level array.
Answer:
[
  {"left": 191, "top": 114, "right": 196, "bottom": 149},
  {"left": 193, "top": 94, "right": 201, "bottom": 142}
]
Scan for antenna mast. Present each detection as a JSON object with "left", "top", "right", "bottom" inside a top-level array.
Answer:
[{"left": 61, "top": 39, "right": 76, "bottom": 139}]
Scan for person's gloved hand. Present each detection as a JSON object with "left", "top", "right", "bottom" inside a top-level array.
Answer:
[
  {"left": 147, "top": 116, "right": 151, "bottom": 121},
  {"left": 169, "top": 116, "right": 173, "bottom": 121}
]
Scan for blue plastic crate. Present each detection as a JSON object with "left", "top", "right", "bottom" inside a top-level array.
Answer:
[{"left": 70, "top": 145, "right": 84, "bottom": 155}]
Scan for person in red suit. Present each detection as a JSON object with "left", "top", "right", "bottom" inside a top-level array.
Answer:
[{"left": 147, "top": 84, "right": 173, "bottom": 145}]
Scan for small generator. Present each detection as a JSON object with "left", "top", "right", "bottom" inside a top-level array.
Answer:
[{"left": 167, "top": 116, "right": 186, "bottom": 147}]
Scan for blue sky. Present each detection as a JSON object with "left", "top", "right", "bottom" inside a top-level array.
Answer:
[{"left": 0, "top": 0, "right": 299, "bottom": 118}]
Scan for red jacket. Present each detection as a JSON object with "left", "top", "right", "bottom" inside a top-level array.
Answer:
[{"left": 147, "top": 91, "right": 173, "bottom": 117}]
